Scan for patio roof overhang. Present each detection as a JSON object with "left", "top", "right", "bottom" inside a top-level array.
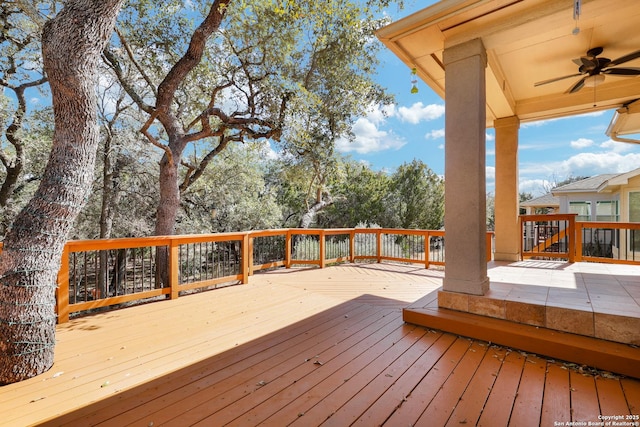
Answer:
[{"left": 376, "top": 0, "right": 640, "bottom": 126}]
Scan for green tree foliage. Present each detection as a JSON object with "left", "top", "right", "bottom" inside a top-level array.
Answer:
[
  {"left": 320, "top": 160, "right": 391, "bottom": 228},
  {"left": 0, "top": 3, "right": 51, "bottom": 234},
  {"left": 179, "top": 142, "right": 282, "bottom": 233},
  {"left": 386, "top": 159, "right": 444, "bottom": 229},
  {"left": 105, "top": 0, "right": 399, "bottom": 238},
  {"left": 486, "top": 192, "right": 495, "bottom": 230}
]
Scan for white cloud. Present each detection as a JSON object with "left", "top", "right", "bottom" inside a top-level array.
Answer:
[
  {"left": 438, "top": 144, "right": 445, "bottom": 150},
  {"left": 365, "top": 103, "right": 396, "bottom": 125},
  {"left": 519, "top": 178, "right": 553, "bottom": 196},
  {"left": 560, "top": 152, "right": 640, "bottom": 175},
  {"left": 521, "top": 152, "right": 640, "bottom": 182},
  {"left": 396, "top": 102, "right": 445, "bottom": 124},
  {"left": 336, "top": 117, "right": 406, "bottom": 154},
  {"left": 570, "top": 138, "right": 594, "bottom": 149},
  {"left": 425, "top": 128, "right": 445, "bottom": 139},
  {"left": 599, "top": 139, "right": 635, "bottom": 153},
  {"left": 257, "top": 140, "right": 279, "bottom": 161},
  {"left": 486, "top": 166, "right": 495, "bottom": 180},
  {"left": 486, "top": 132, "right": 495, "bottom": 142}
]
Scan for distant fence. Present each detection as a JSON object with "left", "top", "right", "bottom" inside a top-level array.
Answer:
[{"left": 0, "top": 228, "right": 493, "bottom": 323}]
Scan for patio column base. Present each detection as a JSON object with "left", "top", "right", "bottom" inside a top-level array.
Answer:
[
  {"left": 493, "top": 251, "right": 520, "bottom": 262},
  {"left": 441, "top": 277, "right": 489, "bottom": 297}
]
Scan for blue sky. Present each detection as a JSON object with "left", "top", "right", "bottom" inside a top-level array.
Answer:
[{"left": 334, "top": 1, "right": 640, "bottom": 197}]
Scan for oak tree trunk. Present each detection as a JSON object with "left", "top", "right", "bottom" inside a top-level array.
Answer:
[{"left": 0, "top": 0, "right": 123, "bottom": 385}]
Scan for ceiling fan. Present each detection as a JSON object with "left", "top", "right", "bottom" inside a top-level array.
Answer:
[{"left": 534, "top": 47, "right": 640, "bottom": 93}]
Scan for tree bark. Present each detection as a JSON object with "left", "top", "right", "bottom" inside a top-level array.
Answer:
[
  {"left": 151, "top": 0, "right": 230, "bottom": 238},
  {"left": 299, "top": 195, "right": 333, "bottom": 229},
  {"left": 0, "top": 0, "right": 123, "bottom": 385}
]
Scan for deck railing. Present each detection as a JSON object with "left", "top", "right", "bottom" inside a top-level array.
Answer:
[
  {"left": 520, "top": 214, "right": 640, "bottom": 265},
  {"left": 520, "top": 214, "right": 577, "bottom": 262},
  {"left": 0, "top": 228, "right": 493, "bottom": 323},
  {"left": 576, "top": 221, "right": 640, "bottom": 264}
]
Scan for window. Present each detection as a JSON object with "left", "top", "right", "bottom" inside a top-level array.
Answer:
[
  {"left": 596, "top": 200, "right": 619, "bottom": 222},
  {"left": 630, "top": 192, "right": 640, "bottom": 222},
  {"left": 630, "top": 192, "right": 640, "bottom": 251},
  {"left": 569, "top": 201, "right": 591, "bottom": 221}
]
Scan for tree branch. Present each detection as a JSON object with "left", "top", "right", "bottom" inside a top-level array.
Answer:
[
  {"left": 102, "top": 47, "right": 155, "bottom": 114},
  {"left": 155, "top": 0, "right": 229, "bottom": 121},
  {"left": 115, "top": 27, "right": 158, "bottom": 98}
]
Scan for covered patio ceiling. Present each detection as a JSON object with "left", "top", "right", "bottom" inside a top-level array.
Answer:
[{"left": 377, "top": 0, "right": 640, "bottom": 127}]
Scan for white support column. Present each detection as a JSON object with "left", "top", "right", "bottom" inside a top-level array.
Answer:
[
  {"left": 494, "top": 116, "right": 521, "bottom": 261},
  {"left": 442, "top": 38, "right": 489, "bottom": 296}
]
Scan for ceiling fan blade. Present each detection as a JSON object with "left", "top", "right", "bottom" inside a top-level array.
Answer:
[
  {"left": 602, "top": 67, "right": 640, "bottom": 75},
  {"left": 579, "top": 57, "right": 598, "bottom": 70},
  {"left": 534, "top": 73, "right": 583, "bottom": 87},
  {"left": 586, "top": 46, "right": 604, "bottom": 57},
  {"left": 606, "top": 49, "right": 640, "bottom": 67},
  {"left": 565, "top": 76, "right": 586, "bottom": 94}
]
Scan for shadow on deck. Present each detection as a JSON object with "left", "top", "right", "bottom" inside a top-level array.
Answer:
[{"left": 2, "top": 263, "right": 639, "bottom": 426}]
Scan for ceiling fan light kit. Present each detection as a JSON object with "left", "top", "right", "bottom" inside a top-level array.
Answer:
[{"left": 584, "top": 74, "right": 605, "bottom": 87}]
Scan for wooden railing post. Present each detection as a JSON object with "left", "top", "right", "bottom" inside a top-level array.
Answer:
[
  {"left": 574, "top": 221, "right": 583, "bottom": 262},
  {"left": 285, "top": 229, "right": 292, "bottom": 268},
  {"left": 519, "top": 216, "right": 524, "bottom": 261},
  {"left": 247, "top": 233, "right": 254, "bottom": 277},
  {"left": 168, "top": 239, "right": 179, "bottom": 300},
  {"left": 319, "top": 229, "right": 326, "bottom": 268},
  {"left": 376, "top": 230, "right": 382, "bottom": 263},
  {"left": 242, "top": 233, "right": 250, "bottom": 283},
  {"left": 349, "top": 229, "right": 356, "bottom": 264},
  {"left": 424, "top": 231, "right": 430, "bottom": 269},
  {"left": 486, "top": 232, "right": 493, "bottom": 262},
  {"left": 56, "top": 243, "right": 70, "bottom": 324},
  {"left": 568, "top": 214, "right": 576, "bottom": 263}
]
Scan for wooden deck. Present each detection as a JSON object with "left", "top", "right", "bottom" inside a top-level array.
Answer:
[{"left": 2, "top": 263, "right": 639, "bottom": 426}]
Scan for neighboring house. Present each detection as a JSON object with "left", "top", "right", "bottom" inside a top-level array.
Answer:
[
  {"left": 521, "top": 168, "right": 640, "bottom": 221},
  {"left": 520, "top": 168, "right": 640, "bottom": 258},
  {"left": 520, "top": 192, "right": 559, "bottom": 215}
]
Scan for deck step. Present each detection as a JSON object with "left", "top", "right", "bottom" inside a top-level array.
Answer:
[{"left": 403, "top": 305, "right": 640, "bottom": 379}]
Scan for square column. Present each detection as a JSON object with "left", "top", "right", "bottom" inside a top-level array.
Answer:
[
  {"left": 494, "top": 116, "right": 521, "bottom": 261},
  {"left": 442, "top": 38, "right": 489, "bottom": 296}
]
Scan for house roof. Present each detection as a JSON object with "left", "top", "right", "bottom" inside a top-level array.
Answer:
[
  {"left": 520, "top": 193, "right": 559, "bottom": 208},
  {"left": 552, "top": 174, "right": 620, "bottom": 193},
  {"left": 548, "top": 168, "right": 640, "bottom": 195},
  {"left": 376, "top": 0, "right": 640, "bottom": 126}
]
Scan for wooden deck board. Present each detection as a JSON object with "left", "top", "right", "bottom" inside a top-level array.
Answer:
[
  {"left": 444, "top": 345, "right": 505, "bottom": 426},
  {"left": 101, "top": 307, "right": 395, "bottom": 426},
  {"left": 413, "top": 340, "right": 487, "bottom": 426},
  {"left": 284, "top": 329, "right": 441, "bottom": 426},
  {"left": 221, "top": 322, "right": 418, "bottom": 426},
  {"left": 508, "top": 354, "right": 546, "bottom": 427},
  {"left": 66, "top": 302, "right": 378, "bottom": 426},
  {"left": 350, "top": 332, "right": 458, "bottom": 426},
  {"left": 540, "top": 363, "right": 571, "bottom": 426},
  {"left": 596, "top": 376, "right": 633, "bottom": 416},
  {"left": 622, "top": 378, "right": 640, "bottom": 414},
  {"left": 199, "top": 314, "right": 411, "bottom": 426},
  {"left": 2, "top": 263, "right": 639, "bottom": 427},
  {"left": 476, "top": 350, "right": 527, "bottom": 426},
  {"left": 570, "top": 370, "right": 601, "bottom": 422},
  {"left": 381, "top": 336, "right": 473, "bottom": 426}
]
